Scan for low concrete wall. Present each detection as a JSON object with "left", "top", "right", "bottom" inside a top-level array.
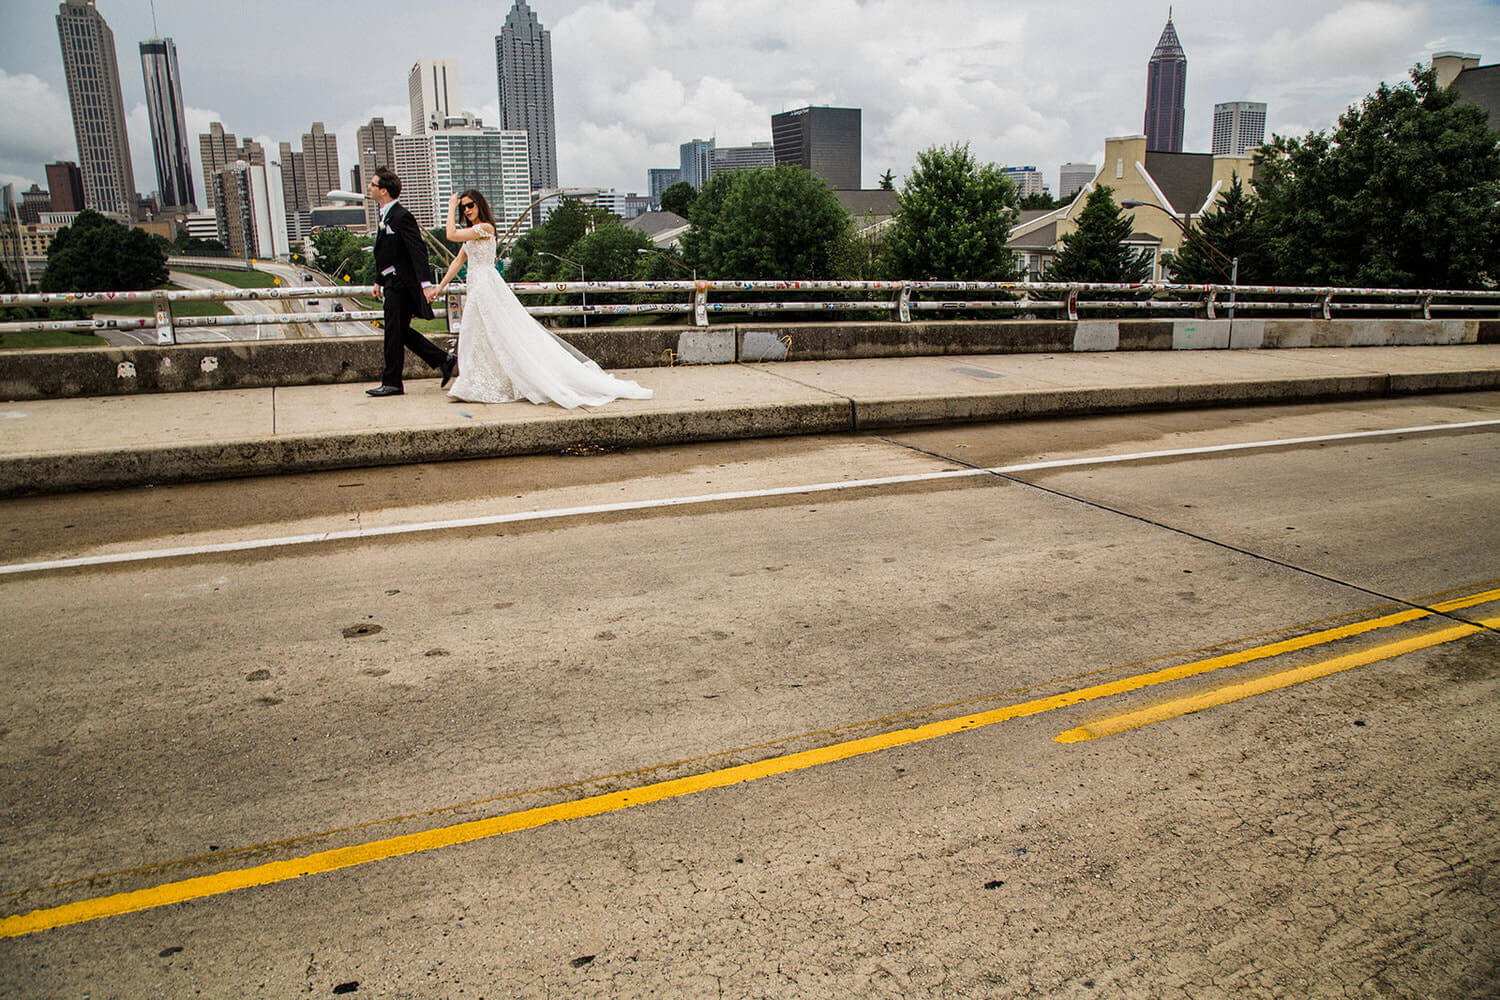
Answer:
[{"left": 3, "top": 318, "right": 1497, "bottom": 401}]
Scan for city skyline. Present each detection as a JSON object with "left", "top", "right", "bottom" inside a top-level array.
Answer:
[{"left": 3, "top": 0, "right": 1498, "bottom": 206}]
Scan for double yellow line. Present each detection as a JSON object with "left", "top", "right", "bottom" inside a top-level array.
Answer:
[{"left": 4, "top": 586, "right": 1495, "bottom": 940}]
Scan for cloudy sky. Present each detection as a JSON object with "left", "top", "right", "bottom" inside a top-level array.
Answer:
[{"left": 2, "top": 0, "right": 1498, "bottom": 204}]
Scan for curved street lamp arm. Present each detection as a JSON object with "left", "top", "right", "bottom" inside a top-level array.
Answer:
[{"left": 1121, "top": 200, "right": 1236, "bottom": 281}]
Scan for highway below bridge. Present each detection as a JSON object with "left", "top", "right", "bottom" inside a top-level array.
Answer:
[{"left": 0, "top": 394, "right": 1496, "bottom": 998}]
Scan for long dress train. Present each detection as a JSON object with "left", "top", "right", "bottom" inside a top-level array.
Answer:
[{"left": 447, "top": 232, "right": 653, "bottom": 407}]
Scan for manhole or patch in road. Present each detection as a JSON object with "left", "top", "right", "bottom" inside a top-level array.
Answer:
[{"left": 953, "top": 366, "right": 1007, "bottom": 379}]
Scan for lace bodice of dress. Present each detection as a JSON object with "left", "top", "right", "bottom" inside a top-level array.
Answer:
[{"left": 466, "top": 232, "right": 496, "bottom": 270}]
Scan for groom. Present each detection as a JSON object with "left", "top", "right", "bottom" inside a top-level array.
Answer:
[{"left": 365, "top": 165, "right": 454, "bottom": 396}]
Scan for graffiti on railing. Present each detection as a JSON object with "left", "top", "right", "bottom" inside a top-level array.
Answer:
[{"left": 3, "top": 279, "right": 1498, "bottom": 345}]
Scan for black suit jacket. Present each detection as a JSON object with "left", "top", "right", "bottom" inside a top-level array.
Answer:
[{"left": 373, "top": 201, "right": 435, "bottom": 321}]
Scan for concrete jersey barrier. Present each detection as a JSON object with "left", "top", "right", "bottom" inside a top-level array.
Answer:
[{"left": 2, "top": 317, "right": 1498, "bottom": 402}]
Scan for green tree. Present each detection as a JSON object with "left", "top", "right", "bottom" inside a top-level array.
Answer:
[
  {"left": 882, "top": 144, "right": 1020, "bottom": 281},
  {"left": 1254, "top": 66, "right": 1500, "bottom": 288},
  {"left": 0, "top": 262, "right": 30, "bottom": 321},
  {"left": 41, "top": 210, "right": 169, "bottom": 292},
  {"left": 505, "top": 198, "right": 618, "bottom": 281},
  {"left": 1163, "top": 174, "right": 1268, "bottom": 284},
  {"left": 1047, "top": 185, "right": 1153, "bottom": 283},
  {"left": 879, "top": 169, "right": 895, "bottom": 191},
  {"left": 309, "top": 228, "right": 371, "bottom": 282},
  {"left": 428, "top": 227, "right": 460, "bottom": 260},
  {"left": 173, "top": 234, "right": 229, "bottom": 257},
  {"left": 1019, "top": 191, "right": 1064, "bottom": 211},
  {"left": 565, "top": 223, "right": 654, "bottom": 281},
  {"left": 659, "top": 180, "right": 697, "bottom": 218},
  {"left": 681, "top": 166, "right": 852, "bottom": 279}
]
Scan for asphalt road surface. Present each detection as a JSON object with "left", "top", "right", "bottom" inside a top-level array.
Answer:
[{"left": 1, "top": 394, "right": 1497, "bottom": 999}]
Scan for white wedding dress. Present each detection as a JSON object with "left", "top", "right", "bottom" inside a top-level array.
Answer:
[{"left": 447, "top": 231, "right": 653, "bottom": 407}]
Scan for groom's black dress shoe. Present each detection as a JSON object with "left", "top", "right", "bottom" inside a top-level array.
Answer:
[
  {"left": 366, "top": 385, "right": 404, "bottom": 397},
  {"left": 440, "top": 351, "right": 457, "bottom": 389}
]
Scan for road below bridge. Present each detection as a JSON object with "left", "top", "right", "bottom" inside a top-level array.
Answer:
[{"left": 1, "top": 394, "right": 1497, "bottom": 998}]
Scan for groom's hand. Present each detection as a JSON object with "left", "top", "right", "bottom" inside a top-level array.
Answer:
[{"left": 371, "top": 283, "right": 382, "bottom": 300}]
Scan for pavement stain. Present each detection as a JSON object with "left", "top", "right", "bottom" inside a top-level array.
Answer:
[{"left": 342, "top": 624, "right": 383, "bottom": 638}]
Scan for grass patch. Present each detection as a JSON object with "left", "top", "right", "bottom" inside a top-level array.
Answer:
[
  {"left": 173, "top": 267, "right": 279, "bottom": 289},
  {"left": 0, "top": 331, "right": 109, "bottom": 349},
  {"left": 352, "top": 295, "right": 450, "bottom": 336}
]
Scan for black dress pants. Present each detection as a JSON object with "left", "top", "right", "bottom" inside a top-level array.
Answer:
[{"left": 380, "top": 283, "right": 446, "bottom": 389}]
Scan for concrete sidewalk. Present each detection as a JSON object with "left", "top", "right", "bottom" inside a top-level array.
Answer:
[{"left": 3, "top": 344, "right": 1499, "bottom": 496}]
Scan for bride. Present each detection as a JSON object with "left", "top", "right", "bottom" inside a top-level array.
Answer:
[{"left": 426, "top": 190, "right": 653, "bottom": 407}]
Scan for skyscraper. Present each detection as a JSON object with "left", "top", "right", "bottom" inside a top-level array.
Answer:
[
  {"left": 409, "top": 59, "right": 460, "bottom": 136},
  {"left": 56, "top": 0, "right": 136, "bottom": 217},
  {"left": 1143, "top": 13, "right": 1187, "bottom": 153},
  {"left": 1059, "top": 163, "right": 1096, "bottom": 200},
  {"left": 647, "top": 168, "right": 681, "bottom": 208},
  {"left": 771, "top": 106, "right": 861, "bottom": 189},
  {"left": 277, "top": 141, "right": 309, "bottom": 242},
  {"left": 393, "top": 135, "right": 437, "bottom": 228},
  {"left": 140, "top": 37, "right": 195, "bottom": 210},
  {"left": 1001, "top": 166, "right": 1047, "bottom": 198},
  {"left": 712, "top": 141, "right": 775, "bottom": 175},
  {"left": 679, "top": 138, "right": 714, "bottom": 190},
  {"left": 432, "top": 123, "right": 533, "bottom": 236},
  {"left": 199, "top": 122, "right": 263, "bottom": 211},
  {"left": 1211, "top": 101, "right": 1267, "bottom": 156},
  {"left": 300, "top": 122, "right": 340, "bottom": 208},
  {"left": 496, "top": 0, "right": 558, "bottom": 191},
  {"left": 357, "top": 117, "right": 398, "bottom": 230}
]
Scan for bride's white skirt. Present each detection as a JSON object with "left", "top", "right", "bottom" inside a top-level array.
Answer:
[{"left": 448, "top": 268, "right": 653, "bottom": 408}]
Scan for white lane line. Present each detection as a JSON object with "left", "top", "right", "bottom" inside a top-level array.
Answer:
[{"left": 3, "top": 419, "right": 1497, "bottom": 578}]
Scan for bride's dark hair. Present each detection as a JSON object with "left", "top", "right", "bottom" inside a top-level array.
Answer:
[{"left": 457, "top": 188, "right": 497, "bottom": 228}]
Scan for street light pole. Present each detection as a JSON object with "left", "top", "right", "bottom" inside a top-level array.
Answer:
[
  {"left": 538, "top": 250, "right": 586, "bottom": 328},
  {"left": 1120, "top": 198, "right": 1238, "bottom": 347},
  {"left": 1120, "top": 198, "right": 1236, "bottom": 282}
]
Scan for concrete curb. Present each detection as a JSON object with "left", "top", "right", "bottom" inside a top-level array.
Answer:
[
  {"left": 7, "top": 363, "right": 1499, "bottom": 497},
  {"left": 0, "top": 398, "right": 855, "bottom": 496}
]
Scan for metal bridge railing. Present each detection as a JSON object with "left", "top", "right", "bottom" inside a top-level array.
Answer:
[{"left": 2, "top": 280, "right": 1498, "bottom": 346}]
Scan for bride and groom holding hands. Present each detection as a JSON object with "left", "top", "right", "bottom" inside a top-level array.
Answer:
[{"left": 364, "top": 165, "right": 652, "bottom": 408}]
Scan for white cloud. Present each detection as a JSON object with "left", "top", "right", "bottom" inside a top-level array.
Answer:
[
  {"left": 4, "top": 0, "right": 1497, "bottom": 202},
  {"left": 0, "top": 70, "right": 75, "bottom": 188}
]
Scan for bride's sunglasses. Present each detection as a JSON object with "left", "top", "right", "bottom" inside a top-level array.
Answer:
[{"left": 459, "top": 201, "right": 476, "bottom": 211}]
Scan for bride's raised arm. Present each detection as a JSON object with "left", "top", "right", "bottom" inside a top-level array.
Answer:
[{"left": 445, "top": 193, "right": 495, "bottom": 243}]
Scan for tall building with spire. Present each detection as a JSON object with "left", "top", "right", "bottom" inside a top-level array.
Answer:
[
  {"left": 1143, "top": 11, "right": 1187, "bottom": 153},
  {"left": 56, "top": 0, "right": 136, "bottom": 217},
  {"left": 496, "top": 0, "right": 557, "bottom": 191},
  {"left": 140, "top": 36, "right": 195, "bottom": 210}
]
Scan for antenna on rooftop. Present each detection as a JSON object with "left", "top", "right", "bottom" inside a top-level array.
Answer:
[{"left": 150, "top": 0, "right": 160, "bottom": 36}]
